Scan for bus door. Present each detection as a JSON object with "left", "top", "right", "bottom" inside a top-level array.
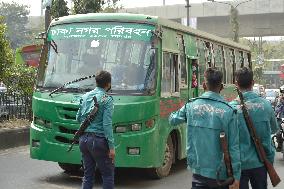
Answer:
[{"left": 188, "top": 58, "right": 199, "bottom": 98}]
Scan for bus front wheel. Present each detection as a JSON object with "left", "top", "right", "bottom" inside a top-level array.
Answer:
[
  {"left": 148, "top": 136, "right": 174, "bottom": 179},
  {"left": 58, "top": 162, "right": 81, "bottom": 173}
]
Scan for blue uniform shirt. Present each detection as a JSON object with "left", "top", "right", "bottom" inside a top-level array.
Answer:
[
  {"left": 76, "top": 87, "right": 114, "bottom": 149},
  {"left": 169, "top": 91, "right": 241, "bottom": 180},
  {"left": 230, "top": 91, "right": 278, "bottom": 170}
]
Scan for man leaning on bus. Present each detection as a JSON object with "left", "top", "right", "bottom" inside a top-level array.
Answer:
[
  {"left": 76, "top": 70, "right": 115, "bottom": 189},
  {"left": 168, "top": 68, "right": 241, "bottom": 189}
]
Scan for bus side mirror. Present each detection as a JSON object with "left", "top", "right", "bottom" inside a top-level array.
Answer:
[{"left": 35, "top": 32, "right": 46, "bottom": 40}]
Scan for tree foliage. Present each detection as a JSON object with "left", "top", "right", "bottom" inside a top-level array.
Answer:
[
  {"left": 0, "top": 17, "right": 13, "bottom": 81},
  {"left": 51, "top": 0, "right": 69, "bottom": 18},
  {"left": 253, "top": 66, "right": 264, "bottom": 85},
  {"left": 4, "top": 64, "right": 36, "bottom": 95},
  {"left": 73, "top": 0, "right": 120, "bottom": 14},
  {"left": 0, "top": 16, "right": 36, "bottom": 95},
  {"left": 0, "top": 2, "right": 30, "bottom": 49},
  {"left": 102, "top": 0, "right": 122, "bottom": 13}
]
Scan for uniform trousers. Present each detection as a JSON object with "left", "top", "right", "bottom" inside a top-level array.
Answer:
[{"left": 79, "top": 133, "right": 114, "bottom": 189}]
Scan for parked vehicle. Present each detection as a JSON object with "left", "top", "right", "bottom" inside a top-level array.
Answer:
[
  {"left": 0, "top": 82, "right": 7, "bottom": 93},
  {"left": 272, "top": 118, "right": 284, "bottom": 159},
  {"left": 265, "top": 89, "right": 278, "bottom": 107},
  {"left": 253, "top": 84, "right": 261, "bottom": 96}
]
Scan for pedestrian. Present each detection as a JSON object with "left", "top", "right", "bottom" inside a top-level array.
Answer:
[
  {"left": 169, "top": 68, "right": 241, "bottom": 189},
  {"left": 76, "top": 70, "right": 115, "bottom": 189},
  {"left": 274, "top": 87, "right": 284, "bottom": 152},
  {"left": 229, "top": 67, "right": 279, "bottom": 189}
]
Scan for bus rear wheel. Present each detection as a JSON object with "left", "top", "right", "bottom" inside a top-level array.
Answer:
[
  {"left": 148, "top": 136, "right": 174, "bottom": 179},
  {"left": 58, "top": 163, "right": 81, "bottom": 173}
]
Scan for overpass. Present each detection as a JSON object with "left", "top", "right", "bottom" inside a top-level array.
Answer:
[{"left": 119, "top": 0, "right": 284, "bottom": 38}]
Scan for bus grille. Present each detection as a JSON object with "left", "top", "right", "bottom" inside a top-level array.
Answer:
[
  {"left": 57, "top": 106, "right": 78, "bottom": 120},
  {"left": 59, "top": 126, "right": 77, "bottom": 135},
  {"left": 55, "top": 136, "right": 78, "bottom": 144}
]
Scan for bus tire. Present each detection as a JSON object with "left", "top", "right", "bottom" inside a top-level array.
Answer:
[
  {"left": 148, "top": 136, "right": 174, "bottom": 179},
  {"left": 58, "top": 163, "right": 81, "bottom": 173}
]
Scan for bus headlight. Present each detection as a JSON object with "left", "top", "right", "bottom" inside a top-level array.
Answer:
[
  {"left": 115, "top": 126, "right": 127, "bottom": 133},
  {"left": 131, "top": 123, "right": 142, "bottom": 131},
  {"left": 34, "top": 117, "right": 52, "bottom": 129},
  {"left": 128, "top": 147, "right": 140, "bottom": 155},
  {"left": 34, "top": 117, "right": 45, "bottom": 125}
]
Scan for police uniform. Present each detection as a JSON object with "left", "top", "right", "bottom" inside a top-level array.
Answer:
[
  {"left": 229, "top": 91, "right": 278, "bottom": 189},
  {"left": 76, "top": 87, "right": 114, "bottom": 189},
  {"left": 169, "top": 91, "right": 241, "bottom": 189}
]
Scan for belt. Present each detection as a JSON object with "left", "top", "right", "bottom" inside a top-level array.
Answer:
[{"left": 85, "top": 132, "right": 105, "bottom": 138}]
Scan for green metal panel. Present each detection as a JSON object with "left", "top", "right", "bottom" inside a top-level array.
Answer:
[
  {"left": 14, "top": 48, "right": 24, "bottom": 65},
  {"left": 161, "top": 28, "right": 179, "bottom": 52},
  {"left": 184, "top": 35, "right": 197, "bottom": 58}
]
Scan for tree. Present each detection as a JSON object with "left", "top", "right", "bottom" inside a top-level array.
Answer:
[
  {"left": 73, "top": 0, "right": 120, "bottom": 14},
  {"left": 4, "top": 64, "right": 36, "bottom": 95},
  {"left": 254, "top": 66, "right": 264, "bottom": 85},
  {"left": 230, "top": 6, "right": 239, "bottom": 43},
  {"left": 73, "top": 0, "right": 103, "bottom": 14},
  {"left": 0, "top": 2, "right": 30, "bottom": 49},
  {"left": 51, "top": 0, "right": 69, "bottom": 18},
  {"left": 102, "top": 0, "right": 122, "bottom": 13},
  {"left": 0, "top": 17, "right": 13, "bottom": 81}
]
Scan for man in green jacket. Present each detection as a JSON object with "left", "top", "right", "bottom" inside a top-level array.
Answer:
[
  {"left": 76, "top": 70, "right": 115, "bottom": 189},
  {"left": 230, "top": 67, "right": 279, "bottom": 189},
  {"left": 169, "top": 68, "right": 241, "bottom": 189}
]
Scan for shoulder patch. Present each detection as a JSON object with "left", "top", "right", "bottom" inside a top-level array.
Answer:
[
  {"left": 101, "top": 94, "right": 113, "bottom": 103},
  {"left": 101, "top": 94, "right": 108, "bottom": 103},
  {"left": 194, "top": 97, "right": 235, "bottom": 110}
]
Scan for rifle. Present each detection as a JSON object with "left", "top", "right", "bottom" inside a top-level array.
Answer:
[
  {"left": 67, "top": 96, "right": 99, "bottom": 152},
  {"left": 217, "top": 132, "right": 235, "bottom": 186},
  {"left": 236, "top": 88, "right": 281, "bottom": 187}
]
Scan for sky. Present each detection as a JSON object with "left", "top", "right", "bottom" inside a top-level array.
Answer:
[
  {"left": 1, "top": 0, "right": 215, "bottom": 16},
  {"left": 0, "top": 0, "right": 281, "bottom": 40}
]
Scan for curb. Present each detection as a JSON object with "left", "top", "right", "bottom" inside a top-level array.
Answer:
[{"left": 0, "top": 126, "right": 30, "bottom": 150}]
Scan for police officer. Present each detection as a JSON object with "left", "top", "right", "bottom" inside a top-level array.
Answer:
[
  {"left": 76, "top": 70, "right": 115, "bottom": 189},
  {"left": 229, "top": 67, "right": 278, "bottom": 189},
  {"left": 169, "top": 68, "right": 241, "bottom": 189}
]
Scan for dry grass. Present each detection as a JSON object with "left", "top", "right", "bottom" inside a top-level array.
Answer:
[{"left": 0, "top": 119, "right": 30, "bottom": 129}]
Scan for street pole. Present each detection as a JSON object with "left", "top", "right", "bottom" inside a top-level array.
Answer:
[
  {"left": 207, "top": 0, "right": 252, "bottom": 42},
  {"left": 185, "top": 0, "right": 191, "bottom": 27},
  {"left": 163, "top": 0, "right": 166, "bottom": 6},
  {"left": 45, "top": 6, "right": 51, "bottom": 32},
  {"left": 230, "top": 5, "right": 239, "bottom": 42}
]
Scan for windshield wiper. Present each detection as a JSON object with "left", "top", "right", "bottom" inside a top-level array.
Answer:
[
  {"left": 50, "top": 40, "right": 58, "bottom": 54},
  {"left": 49, "top": 74, "right": 96, "bottom": 97}
]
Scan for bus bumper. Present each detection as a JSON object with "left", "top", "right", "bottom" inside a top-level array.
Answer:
[{"left": 30, "top": 122, "right": 164, "bottom": 168}]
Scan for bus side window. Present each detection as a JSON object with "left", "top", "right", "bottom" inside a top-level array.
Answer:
[
  {"left": 162, "top": 52, "right": 171, "bottom": 96},
  {"left": 225, "top": 48, "right": 234, "bottom": 84},
  {"left": 161, "top": 52, "right": 180, "bottom": 96},
  {"left": 191, "top": 60, "right": 198, "bottom": 88},
  {"left": 243, "top": 53, "right": 250, "bottom": 68}
]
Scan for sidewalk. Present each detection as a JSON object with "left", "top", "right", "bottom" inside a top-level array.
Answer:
[{"left": 0, "top": 126, "right": 29, "bottom": 150}]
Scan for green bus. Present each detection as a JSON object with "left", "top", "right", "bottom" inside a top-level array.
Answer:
[
  {"left": 30, "top": 13, "right": 251, "bottom": 178},
  {"left": 15, "top": 44, "right": 42, "bottom": 67}
]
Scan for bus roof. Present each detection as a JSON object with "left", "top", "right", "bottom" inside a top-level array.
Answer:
[
  {"left": 50, "top": 13, "right": 250, "bottom": 52},
  {"left": 17, "top": 44, "right": 42, "bottom": 53}
]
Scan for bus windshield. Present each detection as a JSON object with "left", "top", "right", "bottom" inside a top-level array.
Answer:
[{"left": 42, "top": 22, "right": 157, "bottom": 95}]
